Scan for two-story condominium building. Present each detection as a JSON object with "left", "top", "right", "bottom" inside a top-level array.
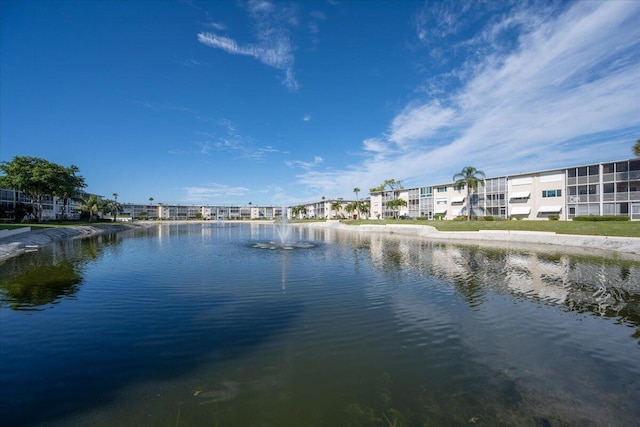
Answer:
[{"left": 369, "top": 158, "right": 640, "bottom": 221}]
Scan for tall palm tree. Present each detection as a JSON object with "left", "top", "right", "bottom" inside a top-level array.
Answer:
[
  {"left": 452, "top": 166, "right": 485, "bottom": 221},
  {"left": 353, "top": 187, "right": 360, "bottom": 219},
  {"left": 634, "top": 138, "right": 640, "bottom": 157},
  {"left": 112, "top": 193, "right": 119, "bottom": 221}
]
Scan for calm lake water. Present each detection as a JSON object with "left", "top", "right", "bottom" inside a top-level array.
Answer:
[{"left": 1, "top": 223, "right": 639, "bottom": 427}]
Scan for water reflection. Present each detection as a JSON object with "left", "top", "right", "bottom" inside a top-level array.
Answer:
[
  {"left": 357, "top": 234, "right": 640, "bottom": 337},
  {"left": 0, "top": 233, "right": 122, "bottom": 310}
]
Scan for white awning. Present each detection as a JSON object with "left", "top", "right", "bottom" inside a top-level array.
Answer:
[
  {"left": 509, "top": 191, "right": 531, "bottom": 199},
  {"left": 538, "top": 205, "right": 562, "bottom": 213},
  {"left": 434, "top": 208, "right": 447, "bottom": 214},
  {"left": 511, "top": 207, "right": 531, "bottom": 215},
  {"left": 451, "top": 196, "right": 465, "bottom": 203}
]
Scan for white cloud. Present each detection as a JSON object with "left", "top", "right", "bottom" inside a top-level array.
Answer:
[
  {"left": 184, "top": 183, "right": 250, "bottom": 203},
  {"left": 302, "top": 114, "right": 311, "bottom": 121},
  {"left": 285, "top": 156, "right": 323, "bottom": 171},
  {"left": 296, "top": 1, "right": 640, "bottom": 198},
  {"left": 388, "top": 101, "right": 456, "bottom": 145},
  {"left": 197, "top": 1, "right": 299, "bottom": 90}
]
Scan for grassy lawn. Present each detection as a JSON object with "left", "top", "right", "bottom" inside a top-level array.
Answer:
[{"left": 343, "top": 219, "right": 640, "bottom": 238}]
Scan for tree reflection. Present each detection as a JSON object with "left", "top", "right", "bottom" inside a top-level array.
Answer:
[
  {"left": 0, "top": 259, "right": 82, "bottom": 310},
  {"left": 0, "top": 233, "right": 123, "bottom": 310}
]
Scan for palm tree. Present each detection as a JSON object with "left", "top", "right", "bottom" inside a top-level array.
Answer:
[
  {"left": 79, "top": 195, "right": 100, "bottom": 222},
  {"left": 112, "top": 193, "right": 119, "bottom": 221},
  {"left": 353, "top": 187, "right": 360, "bottom": 219},
  {"left": 634, "top": 138, "right": 640, "bottom": 157},
  {"left": 330, "top": 201, "right": 342, "bottom": 219},
  {"left": 452, "top": 166, "right": 486, "bottom": 221},
  {"left": 148, "top": 197, "right": 154, "bottom": 219},
  {"left": 344, "top": 202, "right": 355, "bottom": 219},
  {"left": 101, "top": 199, "right": 123, "bottom": 222},
  {"left": 358, "top": 200, "right": 370, "bottom": 219}
]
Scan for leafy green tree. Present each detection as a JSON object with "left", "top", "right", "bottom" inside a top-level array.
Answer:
[
  {"left": 51, "top": 164, "right": 86, "bottom": 221},
  {"left": 0, "top": 156, "right": 81, "bottom": 223},
  {"left": 634, "top": 138, "right": 640, "bottom": 157},
  {"left": 452, "top": 166, "right": 486, "bottom": 221}
]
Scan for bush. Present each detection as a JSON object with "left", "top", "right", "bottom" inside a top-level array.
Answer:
[
  {"left": 572, "top": 215, "right": 629, "bottom": 221},
  {"left": 453, "top": 215, "right": 467, "bottom": 221},
  {"left": 434, "top": 214, "right": 445, "bottom": 220},
  {"left": 483, "top": 216, "right": 494, "bottom": 221},
  {"left": 548, "top": 214, "right": 560, "bottom": 221}
]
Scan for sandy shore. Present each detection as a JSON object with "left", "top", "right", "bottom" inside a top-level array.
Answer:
[{"left": 2, "top": 221, "right": 640, "bottom": 263}]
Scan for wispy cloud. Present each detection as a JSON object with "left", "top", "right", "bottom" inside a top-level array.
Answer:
[
  {"left": 285, "top": 156, "right": 323, "bottom": 170},
  {"left": 197, "top": 1, "right": 299, "bottom": 90},
  {"left": 302, "top": 114, "right": 311, "bottom": 122},
  {"left": 188, "top": 120, "right": 287, "bottom": 161},
  {"left": 183, "top": 58, "right": 201, "bottom": 67},
  {"left": 296, "top": 1, "right": 640, "bottom": 197},
  {"left": 184, "top": 183, "right": 250, "bottom": 203}
]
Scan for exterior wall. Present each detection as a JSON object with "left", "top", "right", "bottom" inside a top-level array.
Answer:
[
  {"left": 566, "top": 159, "right": 640, "bottom": 219},
  {"left": 366, "top": 158, "right": 638, "bottom": 221},
  {"left": 0, "top": 189, "right": 83, "bottom": 222},
  {"left": 507, "top": 171, "right": 566, "bottom": 220}
]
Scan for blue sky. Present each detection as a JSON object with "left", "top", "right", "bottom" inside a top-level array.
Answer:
[{"left": 1, "top": 0, "right": 639, "bottom": 206}]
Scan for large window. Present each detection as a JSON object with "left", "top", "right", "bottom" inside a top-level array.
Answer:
[
  {"left": 436, "top": 186, "right": 447, "bottom": 193},
  {"left": 542, "top": 189, "right": 562, "bottom": 198}
]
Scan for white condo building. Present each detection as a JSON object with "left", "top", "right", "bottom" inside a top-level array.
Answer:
[{"left": 369, "top": 158, "right": 640, "bottom": 221}]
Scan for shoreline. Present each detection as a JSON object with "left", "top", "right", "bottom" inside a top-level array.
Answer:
[
  {"left": 2, "top": 220, "right": 640, "bottom": 263},
  {"left": 0, "top": 223, "right": 148, "bottom": 263},
  {"left": 298, "top": 221, "right": 640, "bottom": 261}
]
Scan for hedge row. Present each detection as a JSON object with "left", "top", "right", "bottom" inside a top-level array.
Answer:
[{"left": 572, "top": 215, "right": 630, "bottom": 222}]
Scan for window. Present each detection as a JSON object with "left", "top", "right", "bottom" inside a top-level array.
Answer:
[
  {"left": 453, "top": 184, "right": 465, "bottom": 191},
  {"left": 578, "top": 185, "right": 598, "bottom": 195},
  {"left": 616, "top": 162, "right": 628, "bottom": 172},
  {"left": 436, "top": 186, "right": 447, "bottom": 193},
  {"left": 542, "top": 189, "right": 562, "bottom": 198}
]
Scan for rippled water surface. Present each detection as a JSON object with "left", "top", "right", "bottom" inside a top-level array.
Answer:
[{"left": 1, "top": 223, "right": 639, "bottom": 426}]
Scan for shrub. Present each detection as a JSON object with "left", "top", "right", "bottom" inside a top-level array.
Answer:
[
  {"left": 572, "top": 215, "right": 629, "bottom": 221},
  {"left": 434, "top": 214, "right": 445, "bottom": 220},
  {"left": 483, "top": 216, "right": 494, "bottom": 221},
  {"left": 453, "top": 215, "right": 466, "bottom": 221},
  {"left": 548, "top": 214, "right": 560, "bottom": 221}
]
